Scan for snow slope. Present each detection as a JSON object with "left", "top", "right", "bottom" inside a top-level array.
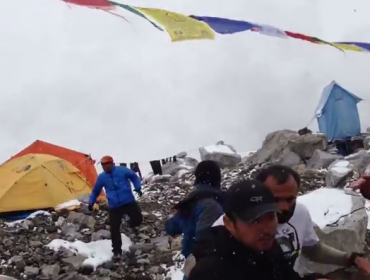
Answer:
[{"left": 1, "top": 0, "right": 370, "bottom": 168}]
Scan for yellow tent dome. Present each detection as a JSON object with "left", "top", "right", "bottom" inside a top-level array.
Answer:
[{"left": 0, "top": 153, "right": 91, "bottom": 213}]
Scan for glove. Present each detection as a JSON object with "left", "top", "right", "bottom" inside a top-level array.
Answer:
[
  {"left": 135, "top": 189, "right": 143, "bottom": 197},
  {"left": 88, "top": 204, "right": 94, "bottom": 212}
]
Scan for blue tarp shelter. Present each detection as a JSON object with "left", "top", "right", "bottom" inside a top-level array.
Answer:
[{"left": 314, "top": 81, "right": 362, "bottom": 141}]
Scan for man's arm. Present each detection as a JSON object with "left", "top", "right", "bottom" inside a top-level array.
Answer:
[
  {"left": 89, "top": 176, "right": 104, "bottom": 206},
  {"left": 126, "top": 168, "right": 141, "bottom": 191},
  {"left": 301, "top": 242, "right": 347, "bottom": 266}
]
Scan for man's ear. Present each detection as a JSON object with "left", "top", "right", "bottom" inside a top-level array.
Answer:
[{"left": 223, "top": 215, "right": 234, "bottom": 233}]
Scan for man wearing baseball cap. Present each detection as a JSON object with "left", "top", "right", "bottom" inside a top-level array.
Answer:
[
  {"left": 89, "top": 155, "right": 143, "bottom": 260},
  {"left": 188, "top": 179, "right": 328, "bottom": 280}
]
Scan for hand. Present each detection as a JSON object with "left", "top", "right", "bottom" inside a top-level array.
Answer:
[
  {"left": 354, "top": 256, "right": 370, "bottom": 275},
  {"left": 88, "top": 204, "right": 94, "bottom": 212},
  {"left": 135, "top": 189, "right": 143, "bottom": 197},
  {"left": 350, "top": 175, "right": 370, "bottom": 199},
  {"left": 350, "top": 175, "right": 370, "bottom": 191}
]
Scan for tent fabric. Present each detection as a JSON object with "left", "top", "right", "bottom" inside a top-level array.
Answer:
[
  {"left": 6, "top": 140, "right": 104, "bottom": 201},
  {"left": 0, "top": 154, "right": 92, "bottom": 213},
  {"left": 314, "top": 81, "right": 362, "bottom": 141}
]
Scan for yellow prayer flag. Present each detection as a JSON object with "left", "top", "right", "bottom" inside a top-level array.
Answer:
[
  {"left": 328, "top": 43, "right": 364, "bottom": 52},
  {"left": 135, "top": 7, "right": 215, "bottom": 42}
]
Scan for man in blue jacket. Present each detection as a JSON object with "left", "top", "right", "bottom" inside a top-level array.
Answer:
[
  {"left": 88, "top": 156, "right": 143, "bottom": 258},
  {"left": 165, "top": 160, "right": 225, "bottom": 279}
]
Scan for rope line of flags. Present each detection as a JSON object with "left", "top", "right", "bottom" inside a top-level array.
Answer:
[
  {"left": 115, "top": 156, "right": 178, "bottom": 180},
  {"left": 59, "top": 0, "right": 370, "bottom": 53}
]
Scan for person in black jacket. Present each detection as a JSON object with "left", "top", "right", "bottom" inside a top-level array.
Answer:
[{"left": 188, "top": 179, "right": 330, "bottom": 280}]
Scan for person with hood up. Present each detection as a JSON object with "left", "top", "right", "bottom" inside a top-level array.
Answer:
[
  {"left": 165, "top": 160, "right": 226, "bottom": 280},
  {"left": 188, "top": 179, "right": 329, "bottom": 280},
  {"left": 88, "top": 156, "right": 143, "bottom": 260},
  {"left": 211, "top": 165, "right": 370, "bottom": 275}
]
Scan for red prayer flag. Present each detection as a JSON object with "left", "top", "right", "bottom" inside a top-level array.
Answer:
[{"left": 62, "top": 0, "right": 114, "bottom": 10}]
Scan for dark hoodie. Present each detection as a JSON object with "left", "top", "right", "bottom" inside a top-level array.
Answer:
[
  {"left": 165, "top": 184, "right": 225, "bottom": 257},
  {"left": 189, "top": 227, "right": 325, "bottom": 280}
]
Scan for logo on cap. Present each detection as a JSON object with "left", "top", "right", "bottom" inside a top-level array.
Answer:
[{"left": 250, "top": 196, "right": 263, "bottom": 202}]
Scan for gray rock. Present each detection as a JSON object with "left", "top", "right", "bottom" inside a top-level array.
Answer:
[
  {"left": 176, "top": 151, "right": 187, "bottom": 158},
  {"left": 24, "top": 266, "right": 39, "bottom": 276},
  {"left": 53, "top": 272, "right": 90, "bottom": 280},
  {"left": 61, "top": 223, "right": 82, "bottom": 239},
  {"left": 22, "top": 220, "right": 34, "bottom": 229},
  {"left": 346, "top": 150, "right": 370, "bottom": 175},
  {"left": 364, "top": 136, "right": 370, "bottom": 150},
  {"left": 0, "top": 276, "right": 18, "bottom": 280},
  {"left": 10, "top": 256, "right": 26, "bottom": 270},
  {"left": 297, "top": 190, "right": 367, "bottom": 275},
  {"left": 276, "top": 148, "right": 301, "bottom": 167},
  {"left": 199, "top": 143, "right": 241, "bottom": 168},
  {"left": 91, "top": 229, "right": 111, "bottom": 241},
  {"left": 29, "top": 240, "right": 43, "bottom": 248},
  {"left": 248, "top": 130, "right": 327, "bottom": 164},
  {"left": 62, "top": 256, "right": 87, "bottom": 270},
  {"left": 66, "top": 212, "right": 96, "bottom": 229},
  {"left": 152, "top": 236, "right": 170, "bottom": 251},
  {"left": 306, "top": 149, "right": 343, "bottom": 169},
  {"left": 41, "top": 264, "right": 60, "bottom": 279},
  {"left": 326, "top": 160, "right": 354, "bottom": 187}
]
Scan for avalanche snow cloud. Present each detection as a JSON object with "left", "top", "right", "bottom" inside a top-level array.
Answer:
[{"left": 0, "top": 0, "right": 370, "bottom": 164}]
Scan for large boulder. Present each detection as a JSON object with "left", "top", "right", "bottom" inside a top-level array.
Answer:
[
  {"left": 346, "top": 150, "right": 370, "bottom": 175},
  {"left": 199, "top": 142, "right": 241, "bottom": 168},
  {"left": 248, "top": 130, "right": 328, "bottom": 164},
  {"left": 325, "top": 160, "right": 354, "bottom": 187},
  {"left": 275, "top": 148, "right": 301, "bottom": 167},
  {"left": 295, "top": 188, "right": 367, "bottom": 275},
  {"left": 306, "top": 150, "right": 342, "bottom": 169}
]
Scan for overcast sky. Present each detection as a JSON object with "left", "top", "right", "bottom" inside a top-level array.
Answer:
[{"left": 1, "top": 0, "right": 370, "bottom": 169}]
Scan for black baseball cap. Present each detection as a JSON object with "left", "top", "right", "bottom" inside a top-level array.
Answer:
[{"left": 224, "top": 179, "right": 279, "bottom": 223}]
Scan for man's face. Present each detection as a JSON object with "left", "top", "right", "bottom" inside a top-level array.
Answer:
[
  {"left": 102, "top": 162, "right": 114, "bottom": 173},
  {"left": 264, "top": 175, "right": 298, "bottom": 223},
  {"left": 224, "top": 212, "right": 278, "bottom": 251}
]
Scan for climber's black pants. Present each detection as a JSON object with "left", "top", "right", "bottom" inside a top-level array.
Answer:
[{"left": 109, "top": 202, "right": 143, "bottom": 254}]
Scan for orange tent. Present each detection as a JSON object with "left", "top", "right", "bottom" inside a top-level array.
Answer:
[{"left": 5, "top": 140, "right": 105, "bottom": 201}]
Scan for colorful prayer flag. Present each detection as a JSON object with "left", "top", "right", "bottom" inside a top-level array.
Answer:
[
  {"left": 189, "top": 16, "right": 255, "bottom": 35},
  {"left": 108, "top": 1, "right": 163, "bottom": 31},
  {"left": 333, "top": 42, "right": 370, "bottom": 52},
  {"left": 62, "top": 0, "right": 114, "bottom": 9},
  {"left": 135, "top": 8, "right": 215, "bottom": 42}
]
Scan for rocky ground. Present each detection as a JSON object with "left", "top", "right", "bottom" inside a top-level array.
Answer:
[
  {"left": 2, "top": 129, "right": 370, "bottom": 280},
  {"left": 0, "top": 161, "right": 331, "bottom": 280}
]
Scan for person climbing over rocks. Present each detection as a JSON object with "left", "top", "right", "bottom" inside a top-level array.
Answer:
[
  {"left": 165, "top": 160, "right": 226, "bottom": 280},
  {"left": 88, "top": 155, "right": 143, "bottom": 261}
]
